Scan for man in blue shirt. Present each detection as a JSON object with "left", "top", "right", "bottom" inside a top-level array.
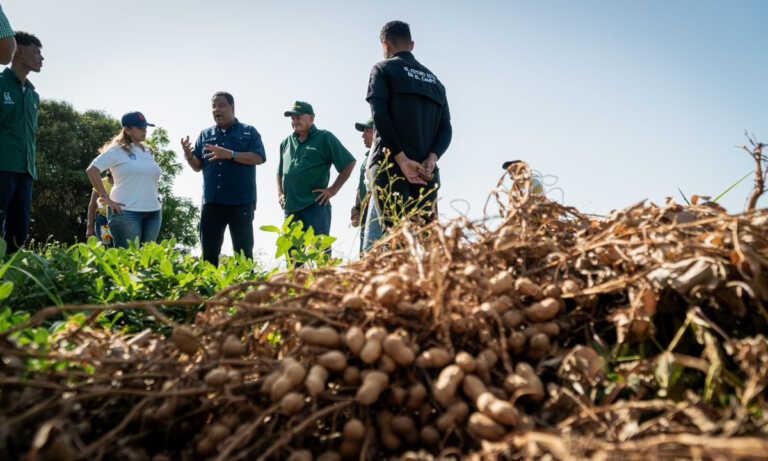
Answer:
[{"left": 181, "top": 92, "right": 266, "bottom": 266}]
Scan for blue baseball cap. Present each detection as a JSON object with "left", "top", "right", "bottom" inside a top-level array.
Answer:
[{"left": 121, "top": 111, "right": 155, "bottom": 128}]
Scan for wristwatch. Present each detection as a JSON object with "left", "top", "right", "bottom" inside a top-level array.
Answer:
[{"left": 231, "top": 150, "right": 238, "bottom": 159}]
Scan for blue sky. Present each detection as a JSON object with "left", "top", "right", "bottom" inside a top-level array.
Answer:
[{"left": 4, "top": 0, "right": 767, "bottom": 263}]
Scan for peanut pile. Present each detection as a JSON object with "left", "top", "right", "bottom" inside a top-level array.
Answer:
[{"left": 2, "top": 168, "right": 768, "bottom": 460}]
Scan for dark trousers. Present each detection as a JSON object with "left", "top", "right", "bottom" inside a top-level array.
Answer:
[
  {"left": 373, "top": 163, "right": 440, "bottom": 229},
  {"left": 0, "top": 171, "right": 33, "bottom": 254},
  {"left": 289, "top": 203, "right": 332, "bottom": 236},
  {"left": 200, "top": 202, "right": 255, "bottom": 266}
]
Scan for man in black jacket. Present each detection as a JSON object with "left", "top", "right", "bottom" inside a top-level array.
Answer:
[{"left": 365, "top": 20, "right": 452, "bottom": 231}]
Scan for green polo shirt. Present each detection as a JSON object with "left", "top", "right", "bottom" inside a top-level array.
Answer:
[
  {"left": 0, "top": 68, "right": 39, "bottom": 179},
  {"left": 279, "top": 125, "right": 355, "bottom": 214},
  {"left": 0, "top": 6, "right": 13, "bottom": 39}
]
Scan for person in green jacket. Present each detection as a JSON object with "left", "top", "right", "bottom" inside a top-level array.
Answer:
[{"left": 0, "top": 31, "right": 43, "bottom": 254}]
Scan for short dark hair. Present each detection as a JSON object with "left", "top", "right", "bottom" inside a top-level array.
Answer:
[
  {"left": 380, "top": 20, "right": 412, "bottom": 47},
  {"left": 212, "top": 91, "right": 234, "bottom": 106},
  {"left": 15, "top": 31, "right": 42, "bottom": 48}
]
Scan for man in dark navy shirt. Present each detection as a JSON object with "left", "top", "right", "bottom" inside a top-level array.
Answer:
[
  {"left": 181, "top": 92, "right": 266, "bottom": 266},
  {"left": 366, "top": 20, "right": 452, "bottom": 230}
]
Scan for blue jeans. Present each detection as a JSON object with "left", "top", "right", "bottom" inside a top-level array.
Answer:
[
  {"left": 108, "top": 209, "right": 162, "bottom": 248},
  {"left": 288, "top": 203, "right": 331, "bottom": 236},
  {"left": 362, "top": 164, "right": 384, "bottom": 252},
  {"left": 0, "top": 171, "right": 33, "bottom": 254},
  {"left": 362, "top": 191, "right": 384, "bottom": 251}
]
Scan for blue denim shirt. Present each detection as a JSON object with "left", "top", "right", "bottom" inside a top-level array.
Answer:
[{"left": 194, "top": 120, "right": 266, "bottom": 205}]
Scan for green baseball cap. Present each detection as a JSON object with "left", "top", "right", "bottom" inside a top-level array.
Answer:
[
  {"left": 354, "top": 118, "right": 375, "bottom": 131},
  {"left": 284, "top": 101, "right": 314, "bottom": 117}
]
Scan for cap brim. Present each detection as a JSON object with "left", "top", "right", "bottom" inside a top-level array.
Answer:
[
  {"left": 284, "top": 111, "right": 298, "bottom": 117},
  {"left": 354, "top": 123, "right": 366, "bottom": 131}
]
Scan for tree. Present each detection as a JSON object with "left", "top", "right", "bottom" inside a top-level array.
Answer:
[
  {"left": 31, "top": 100, "right": 199, "bottom": 248},
  {"left": 32, "top": 100, "right": 119, "bottom": 244}
]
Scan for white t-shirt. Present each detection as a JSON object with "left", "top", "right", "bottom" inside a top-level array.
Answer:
[{"left": 90, "top": 143, "right": 162, "bottom": 212}]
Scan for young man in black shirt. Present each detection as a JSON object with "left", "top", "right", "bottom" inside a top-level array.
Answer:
[{"left": 365, "top": 20, "right": 452, "bottom": 230}]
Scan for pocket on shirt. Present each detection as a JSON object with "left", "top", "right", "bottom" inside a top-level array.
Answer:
[{"left": 233, "top": 137, "right": 251, "bottom": 153}]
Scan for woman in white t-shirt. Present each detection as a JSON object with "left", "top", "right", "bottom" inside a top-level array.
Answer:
[{"left": 85, "top": 111, "right": 163, "bottom": 248}]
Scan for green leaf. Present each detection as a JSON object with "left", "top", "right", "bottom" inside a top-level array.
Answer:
[
  {"left": 304, "top": 226, "right": 315, "bottom": 241},
  {"left": 160, "top": 258, "right": 174, "bottom": 277},
  {"left": 178, "top": 273, "right": 196, "bottom": 285},
  {"left": 0, "top": 250, "right": 20, "bottom": 279},
  {"left": 276, "top": 237, "right": 293, "bottom": 258},
  {"left": 714, "top": 170, "right": 752, "bottom": 203},
  {"left": 0, "top": 281, "right": 13, "bottom": 300},
  {"left": 260, "top": 225, "right": 280, "bottom": 233},
  {"left": 7, "top": 265, "right": 63, "bottom": 306}
]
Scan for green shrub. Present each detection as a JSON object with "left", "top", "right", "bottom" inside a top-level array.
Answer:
[
  {"left": 0, "top": 238, "right": 265, "bottom": 331},
  {"left": 261, "top": 216, "right": 338, "bottom": 269}
]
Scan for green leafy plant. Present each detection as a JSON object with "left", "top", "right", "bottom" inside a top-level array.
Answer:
[
  {"left": 261, "top": 216, "right": 338, "bottom": 270},
  {"left": 0, "top": 238, "right": 265, "bottom": 332}
]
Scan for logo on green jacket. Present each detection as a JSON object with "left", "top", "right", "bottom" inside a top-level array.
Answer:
[{"left": 2, "top": 91, "right": 13, "bottom": 105}]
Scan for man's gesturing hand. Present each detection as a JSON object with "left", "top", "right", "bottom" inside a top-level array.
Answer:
[
  {"left": 181, "top": 136, "right": 194, "bottom": 159},
  {"left": 313, "top": 186, "right": 338, "bottom": 206},
  {"left": 203, "top": 144, "right": 234, "bottom": 161},
  {"left": 394, "top": 152, "right": 427, "bottom": 185}
]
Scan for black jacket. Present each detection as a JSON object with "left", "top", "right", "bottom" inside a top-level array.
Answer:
[{"left": 366, "top": 51, "right": 452, "bottom": 165}]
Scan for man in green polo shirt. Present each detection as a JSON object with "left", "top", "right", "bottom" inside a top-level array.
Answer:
[
  {"left": 0, "top": 31, "right": 43, "bottom": 254},
  {"left": 277, "top": 101, "right": 356, "bottom": 241}
]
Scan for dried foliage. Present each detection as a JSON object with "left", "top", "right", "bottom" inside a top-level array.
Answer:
[
  {"left": 739, "top": 132, "right": 767, "bottom": 212},
  {"left": 1, "top": 165, "right": 768, "bottom": 460}
]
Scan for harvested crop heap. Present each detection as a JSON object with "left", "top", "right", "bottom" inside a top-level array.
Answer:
[{"left": 2, "top": 166, "right": 768, "bottom": 460}]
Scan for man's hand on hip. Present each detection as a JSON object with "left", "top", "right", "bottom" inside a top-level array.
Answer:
[
  {"left": 312, "top": 186, "right": 338, "bottom": 206},
  {"left": 394, "top": 152, "right": 427, "bottom": 185}
]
